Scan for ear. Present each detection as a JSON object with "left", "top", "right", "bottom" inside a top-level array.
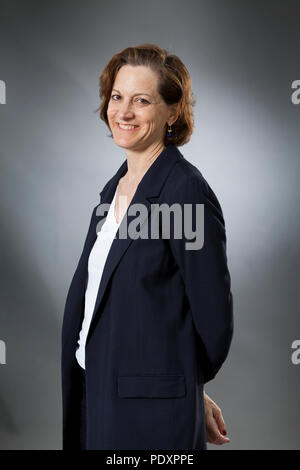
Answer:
[{"left": 168, "top": 103, "right": 180, "bottom": 126}]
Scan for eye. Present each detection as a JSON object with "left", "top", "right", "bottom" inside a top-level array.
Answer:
[
  {"left": 110, "top": 94, "right": 149, "bottom": 104},
  {"left": 137, "top": 98, "right": 149, "bottom": 104}
]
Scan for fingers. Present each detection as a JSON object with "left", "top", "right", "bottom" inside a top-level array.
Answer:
[
  {"left": 206, "top": 415, "right": 231, "bottom": 445},
  {"left": 203, "top": 393, "right": 231, "bottom": 445},
  {"left": 207, "top": 431, "right": 231, "bottom": 445},
  {"left": 205, "top": 406, "right": 230, "bottom": 445},
  {"left": 212, "top": 405, "right": 227, "bottom": 437}
]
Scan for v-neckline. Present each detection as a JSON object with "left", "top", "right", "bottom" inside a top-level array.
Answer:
[
  {"left": 113, "top": 184, "right": 120, "bottom": 225},
  {"left": 113, "top": 179, "right": 140, "bottom": 226}
]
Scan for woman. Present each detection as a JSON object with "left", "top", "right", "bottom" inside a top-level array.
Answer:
[{"left": 61, "top": 43, "right": 234, "bottom": 450}]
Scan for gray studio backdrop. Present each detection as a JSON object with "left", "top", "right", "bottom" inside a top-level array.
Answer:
[{"left": 0, "top": 0, "right": 299, "bottom": 450}]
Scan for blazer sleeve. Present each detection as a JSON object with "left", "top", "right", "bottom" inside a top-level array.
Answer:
[{"left": 168, "top": 175, "right": 234, "bottom": 384}]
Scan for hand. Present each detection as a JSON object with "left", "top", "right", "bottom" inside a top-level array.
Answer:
[{"left": 203, "top": 391, "right": 231, "bottom": 445}]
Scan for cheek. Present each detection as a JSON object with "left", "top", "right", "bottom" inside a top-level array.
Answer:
[
  {"left": 107, "top": 103, "right": 116, "bottom": 117},
  {"left": 143, "top": 115, "right": 160, "bottom": 127},
  {"left": 151, "top": 119, "right": 163, "bottom": 130}
]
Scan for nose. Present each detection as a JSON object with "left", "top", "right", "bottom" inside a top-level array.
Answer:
[{"left": 117, "top": 98, "right": 134, "bottom": 120}]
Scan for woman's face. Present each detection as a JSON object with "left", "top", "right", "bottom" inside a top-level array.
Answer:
[{"left": 107, "top": 64, "right": 176, "bottom": 151}]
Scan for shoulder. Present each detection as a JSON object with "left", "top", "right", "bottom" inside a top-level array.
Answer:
[
  {"left": 170, "top": 156, "right": 207, "bottom": 191},
  {"left": 164, "top": 155, "right": 224, "bottom": 218}
]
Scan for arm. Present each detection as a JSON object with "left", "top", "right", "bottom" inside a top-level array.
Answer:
[{"left": 168, "top": 175, "right": 234, "bottom": 384}]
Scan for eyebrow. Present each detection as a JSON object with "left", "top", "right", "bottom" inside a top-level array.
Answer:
[{"left": 112, "top": 88, "right": 152, "bottom": 97}]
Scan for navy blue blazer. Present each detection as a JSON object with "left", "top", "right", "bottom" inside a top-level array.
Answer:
[{"left": 61, "top": 143, "right": 234, "bottom": 450}]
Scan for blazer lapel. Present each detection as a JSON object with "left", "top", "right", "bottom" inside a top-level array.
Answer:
[{"left": 86, "top": 144, "right": 183, "bottom": 345}]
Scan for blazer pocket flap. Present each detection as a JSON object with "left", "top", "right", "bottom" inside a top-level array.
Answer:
[{"left": 117, "top": 374, "right": 186, "bottom": 398}]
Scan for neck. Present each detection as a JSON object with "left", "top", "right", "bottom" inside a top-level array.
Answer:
[{"left": 123, "top": 141, "right": 166, "bottom": 186}]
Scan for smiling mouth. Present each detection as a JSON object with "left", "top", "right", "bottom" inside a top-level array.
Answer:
[{"left": 116, "top": 122, "right": 140, "bottom": 131}]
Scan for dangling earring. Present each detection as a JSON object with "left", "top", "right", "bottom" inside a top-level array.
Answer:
[{"left": 167, "top": 124, "right": 173, "bottom": 139}]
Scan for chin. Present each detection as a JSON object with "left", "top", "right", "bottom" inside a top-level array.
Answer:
[
  {"left": 113, "top": 139, "right": 134, "bottom": 149},
  {"left": 113, "top": 135, "right": 140, "bottom": 148}
]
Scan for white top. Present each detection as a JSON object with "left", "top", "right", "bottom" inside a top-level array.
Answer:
[{"left": 75, "top": 186, "right": 121, "bottom": 370}]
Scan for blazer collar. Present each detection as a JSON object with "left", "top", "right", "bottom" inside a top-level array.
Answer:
[{"left": 86, "top": 143, "right": 183, "bottom": 345}]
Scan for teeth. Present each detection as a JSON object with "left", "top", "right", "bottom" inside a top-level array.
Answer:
[{"left": 118, "top": 123, "right": 138, "bottom": 129}]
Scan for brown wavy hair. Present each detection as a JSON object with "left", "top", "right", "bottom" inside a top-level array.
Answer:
[{"left": 94, "top": 43, "right": 196, "bottom": 147}]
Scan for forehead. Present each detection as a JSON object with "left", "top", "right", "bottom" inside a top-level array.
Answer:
[{"left": 113, "top": 65, "right": 159, "bottom": 95}]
